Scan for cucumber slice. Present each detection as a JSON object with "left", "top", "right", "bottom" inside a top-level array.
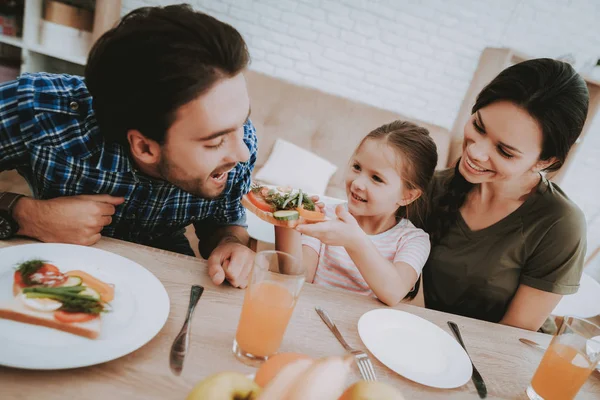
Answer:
[
  {"left": 61, "top": 276, "right": 83, "bottom": 287},
  {"left": 273, "top": 210, "right": 300, "bottom": 221},
  {"left": 81, "top": 287, "right": 101, "bottom": 300}
]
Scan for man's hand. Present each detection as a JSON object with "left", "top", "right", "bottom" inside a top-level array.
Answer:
[
  {"left": 207, "top": 241, "right": 255, "bottom": 288},
  {"left": 13, "top": 195, "right": 125, "bottom": 246}
]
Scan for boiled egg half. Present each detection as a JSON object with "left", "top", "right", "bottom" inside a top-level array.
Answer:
[{"left": 19, "top": 293, "right": 62, "bottom": 312}]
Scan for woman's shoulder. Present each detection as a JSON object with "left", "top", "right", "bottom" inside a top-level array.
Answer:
[{"left": 524, "top": 178, "right": 586, "bottom": 235}]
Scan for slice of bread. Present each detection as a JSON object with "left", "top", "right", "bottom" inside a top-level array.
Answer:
[
  {"left": 0, "top": 299, "right": 101, "bottom": 339},
  {"left": 242, "top": 195, "right": 301, "bottom": 228},
  {"left": 241, "top": 195, "right": 327, "bottom": 228}
]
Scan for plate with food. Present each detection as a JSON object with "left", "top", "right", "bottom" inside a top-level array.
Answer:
[
  {"left": 242, "top": 184, "right": 327, "bottom": 228},
  {"left": 0, "top": 243, "right": 170, "bottom": 370}
]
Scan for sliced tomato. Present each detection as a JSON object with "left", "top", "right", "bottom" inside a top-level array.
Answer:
[
  {"left": 247, "top": 191, "right": 274, "bottom": 213},
  {"left": 40, "top": 264, "right": 60, "bottom": 274},
  {"left": 15, "top": 263, "right": 62, "bottom": 285},
  {"left": 297, "top": 206, "right": 326, "bottom": 222},
  {"left": 14, "top": 270, "right": 24, "bottom": 287},
  {"left": 54, "top": 311, "right": 99, "bottom": 323},
  {"left": 17, "top": 263, "right": 66, "bottom": 287}
]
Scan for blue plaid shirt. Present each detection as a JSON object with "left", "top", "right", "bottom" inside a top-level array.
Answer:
[{"left": 0, "top": 73, "right": 257, "bottom": 245}]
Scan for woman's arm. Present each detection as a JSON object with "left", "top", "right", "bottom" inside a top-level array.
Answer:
[
  {"left": 507, "top": 209, "right": 586, "bottom": 331},
  {"left": 500, "top": 284, "right": 562, "bottom": 331},
  {"left": 345, "top": 235, "right": 418, "bottom": 306},
  {"left": 274, "top": 226, "right": 319, "bottom": 283}
]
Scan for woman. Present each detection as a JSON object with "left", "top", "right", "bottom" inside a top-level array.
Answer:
[{"left": 424, "top": 58, "right": 589, "bottom": 331}]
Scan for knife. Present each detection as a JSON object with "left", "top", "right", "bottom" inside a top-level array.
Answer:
[
  {"left": 448, "top": 321, "right": 487, "bottom": 398},
  {"left": 169, "top": 285, "right": 204, "bottom": 376}
]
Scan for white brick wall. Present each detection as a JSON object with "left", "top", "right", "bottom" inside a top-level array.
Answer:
[{"left": 122, "top": 0, "right": 600, "bottom": 255}]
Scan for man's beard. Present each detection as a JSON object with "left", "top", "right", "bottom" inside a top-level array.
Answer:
[{"left": 157, "top": 158, "right": 224, "bottom": 199}]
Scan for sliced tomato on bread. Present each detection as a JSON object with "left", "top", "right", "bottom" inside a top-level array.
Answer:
[
  {"left": 13, "top": 263, "right": 67, "bottom": 296},
  {"left": 242, "top": 185, "right": 326, "bottom": 228},
  {"left": 246, "top": 190, "right": 275, "bottom": 213},
  {"left": 3, "top": 260, "right": 113, "bottom": 340},
  {"left": 242, "top": 195, "right": 301, "bottom": 228},
  {"left": 54, "top": 310, "right": 99, "bottom": 324}
]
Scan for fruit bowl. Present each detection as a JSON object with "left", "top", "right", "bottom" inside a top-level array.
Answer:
[{"left": 186, "top": 353, "right": 406, "bottom": 400}]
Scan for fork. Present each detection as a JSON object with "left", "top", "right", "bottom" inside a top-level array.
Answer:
[{"left": 315, "top": 306, "right": 377, "bottom": 381}]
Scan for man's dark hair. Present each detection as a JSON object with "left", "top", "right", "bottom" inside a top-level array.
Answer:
[{"left": 85, "top": 4, "right": 250, "bottom": 145}]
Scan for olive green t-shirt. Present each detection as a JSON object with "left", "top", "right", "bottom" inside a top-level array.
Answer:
[{"left": 423, "top": 169, "right": 587, "bottom": 323}]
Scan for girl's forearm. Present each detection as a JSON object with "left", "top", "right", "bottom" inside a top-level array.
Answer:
[
  {"left": 345, "top": 235, "right": 416, "bottom": 306},
  {"left": 274, "top": 226, "right": 303, "bottom": 260},
  {"left": 274, "top": 227, "right": 319, "bottom": 282}
]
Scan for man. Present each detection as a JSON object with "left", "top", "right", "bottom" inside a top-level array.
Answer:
[{"left": 0, "top": 5, "right": 254, "bottom": 287}]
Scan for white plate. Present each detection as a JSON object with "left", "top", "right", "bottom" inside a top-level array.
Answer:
[
  {"left": 0, "top": 243, "right": 170, "bottom": 370},
  {"left": 358, "top": 309, "right": 472, "bottom": 389}
]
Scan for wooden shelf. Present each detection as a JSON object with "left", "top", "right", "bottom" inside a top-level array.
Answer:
[
  {"left": 28, "top": 43, "right": 87, "bottom": 66},
  {"left": 0, "top": 0, "right": 122, "bottom": 77},
  {"left": 0, "top": 34, "right": 24, "bottom": 48}
]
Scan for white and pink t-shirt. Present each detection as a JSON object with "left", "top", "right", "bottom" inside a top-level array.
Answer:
[{"left": 302, "top": 205, "right": 430, "bottom": 297}]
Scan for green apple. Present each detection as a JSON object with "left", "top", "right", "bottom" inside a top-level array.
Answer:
[
  {"left": 186, "top": 372, "right": 260, "bottom": 400},
  {"left": 338, "top": 380, "right": 406, "bottom": 400}
]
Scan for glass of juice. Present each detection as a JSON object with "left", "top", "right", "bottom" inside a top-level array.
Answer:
[
  {"left": 526, "top": 316, "right": 600, "bottom": 400},
  {"left": 232, "top": 250, "right": 305, "bottom": 366}
]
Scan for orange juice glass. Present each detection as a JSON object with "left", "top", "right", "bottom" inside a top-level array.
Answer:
[
  {"left": 232, "top": 250, "right": 305, "bottom": 366},
  {"left": 526, "top": 316, "right": 600, "bottom": 400}
]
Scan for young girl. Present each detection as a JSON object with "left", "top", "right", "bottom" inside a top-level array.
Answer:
[{"left": 276, "top": 120, "right": 438, "bottom": 306}]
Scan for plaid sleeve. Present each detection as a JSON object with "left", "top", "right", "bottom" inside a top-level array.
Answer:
[
  {"left": 198, "top": 119, "right": 258, "bottom": 226},
  {"left": 0, "top": 79, "right": 27, "bottom": 171}
]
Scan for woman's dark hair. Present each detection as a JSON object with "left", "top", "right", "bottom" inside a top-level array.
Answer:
[
  {"left": 85, "top": 4, "right": 250, "bottom": 146},
  {"left": 359, "top": 120, "right": 438, "bottom": 300},
  {"left": 429, "top": 58, "right": 589, "bottom": 244}
]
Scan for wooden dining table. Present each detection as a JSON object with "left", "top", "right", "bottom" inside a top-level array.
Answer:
[{"left": 1, "top": 237, "right": 599, "bottom": 400}]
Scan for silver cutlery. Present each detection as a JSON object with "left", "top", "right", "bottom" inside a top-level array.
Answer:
[
  {"left": 519, "top": 338, "right": 547, "bottom": 352},
  {"left": 448, "top": 321, "right": 487, "bottom": 399},
  {"left": 169, "top": 285, "right": 204, "bottom": 376},
  {"left": 315, "top": 306, "right": 377, "bottom": 381}
]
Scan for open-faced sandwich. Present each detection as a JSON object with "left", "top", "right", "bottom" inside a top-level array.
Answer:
[
  {"left": 0, "top": 259, "right": 114, "bottom": 339},
  {"left": 241, "top": 184, "right": 327, "bottom": 228}
]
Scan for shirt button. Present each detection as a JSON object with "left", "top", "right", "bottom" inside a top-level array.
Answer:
[{"left": 69, "top": 101, "right": 79, "bottom": 111}]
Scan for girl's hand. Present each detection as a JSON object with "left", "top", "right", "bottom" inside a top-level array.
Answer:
[
  {"left": 296, "top": 204, "right": 362, "bottom": 247},
  {"left": 309, "top": 195, "right": 325, "bottom": 213}
]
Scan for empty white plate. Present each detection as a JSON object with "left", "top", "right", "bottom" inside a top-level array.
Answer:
[{"left": 358, "top": 309, "right": 472, "bottom": 388}]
